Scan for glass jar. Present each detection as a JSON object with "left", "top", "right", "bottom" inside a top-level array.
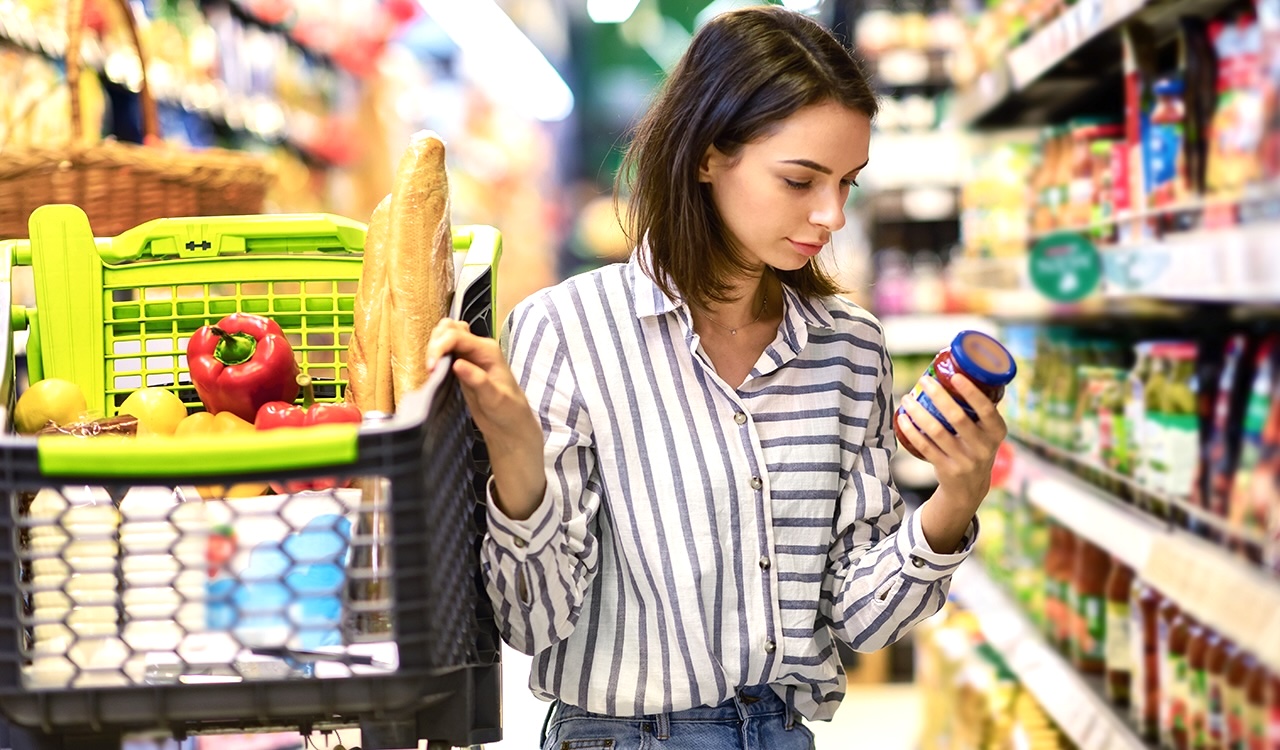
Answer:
[{"left": 894, "top": 330, "right": 1017, "bottom": 460}]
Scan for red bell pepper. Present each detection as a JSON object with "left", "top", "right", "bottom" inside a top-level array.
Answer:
[
  {"left": 188, "top": 314, "right": 300, "bottom": 423},
  {"left": 255, "top": 374, "right": 362, "bottom": 493}
]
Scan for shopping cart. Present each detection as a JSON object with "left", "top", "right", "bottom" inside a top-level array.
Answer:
[{"left": 0, "top": 205, "right": 503, "bottom": 749}]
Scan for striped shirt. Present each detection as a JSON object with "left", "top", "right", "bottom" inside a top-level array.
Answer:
[{"left": 481, "top": 254, "right": 977, "bottom": 722}]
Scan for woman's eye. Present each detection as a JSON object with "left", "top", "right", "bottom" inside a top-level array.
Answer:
[
  {"left": 841, "top": 179, "right": 859, "bottom": 189},
  {"left": 784, "top": 179, "right": 811, "bottom": 190}
]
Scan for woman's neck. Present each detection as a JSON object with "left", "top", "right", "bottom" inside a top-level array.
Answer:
[{"left": 694, "top": 273, "right": 777, "bottom": 335}]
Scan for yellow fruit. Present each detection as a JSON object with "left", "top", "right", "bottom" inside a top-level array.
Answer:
[
  {"left": 119, "top": 388, "right": 189, "bottom": 436},
  {"left": 14, "top": 379, "right": 88, "bottom": 435},
  {"left": 175, "top": 411, "right": 267, "bottom": 497}
]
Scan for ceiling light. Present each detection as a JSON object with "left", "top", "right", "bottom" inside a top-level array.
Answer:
[
  {"left": 417, "top": 0, "right": 575, "bottom": 122},
  {"left": 588, "top": 0, "right": 643, "bottom": 24}
]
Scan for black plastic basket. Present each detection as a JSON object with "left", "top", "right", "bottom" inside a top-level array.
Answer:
[{"left": 0, "top": 209, "right": 502, "bottom": 749}]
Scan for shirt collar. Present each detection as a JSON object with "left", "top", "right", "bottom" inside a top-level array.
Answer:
[{"left": 630, "top": 251, "right": 683, "bottom": 319}]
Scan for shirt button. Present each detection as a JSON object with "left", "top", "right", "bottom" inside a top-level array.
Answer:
[
  {"left": 514, "top": 537, "right": 527, "bottom": 549},
  {"left": 910, "top": 555, "right": 924, "bottom": 568},
  {"left": 764, "top": 639, "right": 776, "bottom": 654},
  {"left": 759, "top": 556, "right": 771, "bottom": 570},
  {"left": 749, "top": 476, "right": 763, "bottom": 491},
  {"left": 734, "top": 412, "right": 747, "bottom": 425}
]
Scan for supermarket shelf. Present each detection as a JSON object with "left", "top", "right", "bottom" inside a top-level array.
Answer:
[
  {"left": 864, "top": 186, "right": 959, "bottom": 224},
  {"left": 1007, "top": 434, "right": 1280, "bottom": 675},
  {"left": 950, "top": 559, "right": 1154, "bottom": 750},
  {"left": 882, "top": 314, "right": 999, "bottom": 356},
  {"left": 955, "top": 0, "right": 1241, "bottom": 128},
  {"left": 1102, "top": 221, "right": 1280, "bottom": 304},
  {"left": 0, "top": 14, "right": 340, "bottom": 164}
]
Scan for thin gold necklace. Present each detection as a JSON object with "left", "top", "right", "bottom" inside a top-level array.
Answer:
[{"left": 700, "top": 291, "right": 767, "bottom": 335}]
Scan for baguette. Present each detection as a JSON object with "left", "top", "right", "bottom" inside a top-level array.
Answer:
[
  {"left": 346, "top": 194, "right": 393, "bottom": 413},
  {"left": 388, "top": 131, "right": 455, "bottom": 402}
]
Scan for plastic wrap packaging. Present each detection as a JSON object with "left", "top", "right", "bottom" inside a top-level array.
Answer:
[
  {"left": 387, "top": 131, "right": 455, "bottom": 404},
  {"left": 37, "top": 415, "right": 139, "bottom": 438},
  {"left": 346, "top": 194, "right": 393, "bottom": 414}
]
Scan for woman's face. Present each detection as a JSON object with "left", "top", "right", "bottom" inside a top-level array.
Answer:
[{"left": 699, "top": 100, "right": 871, "bottom": 274}]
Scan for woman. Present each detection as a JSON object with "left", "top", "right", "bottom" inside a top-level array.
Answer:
[{"left": 426, "top": 6, "right": 1006, "bottom": 748}]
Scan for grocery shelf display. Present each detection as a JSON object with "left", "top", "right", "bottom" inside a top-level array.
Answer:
[{"left": 898, "top": 0, "right": 1280, "bottom": 743}]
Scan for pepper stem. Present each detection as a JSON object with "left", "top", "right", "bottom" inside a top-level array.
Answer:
[
  {"left": 297, "top": 374, "right": 315, "bottom": 410},
  {"left": 211, "top": 327, "right": 257, "bottom": 366}
]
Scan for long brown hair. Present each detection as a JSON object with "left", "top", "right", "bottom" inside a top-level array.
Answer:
[{"left": 617, "top": 5, "right": 878, "bottom": 308}]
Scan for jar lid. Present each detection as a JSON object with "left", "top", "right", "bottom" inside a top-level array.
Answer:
[
  {"left": 950, "top": 331, "right": 1017, "bottom": 386},
  {"left": 1153, "top": 77, "right": 1184, "bottom": 97}
]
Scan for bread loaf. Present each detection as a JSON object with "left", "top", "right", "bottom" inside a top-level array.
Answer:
[
  {"left": 346, "top": 195, "right": 393, "bottom": 413},
  {"left": 388, "top": 131, "right": 455, "bottom": 402}
]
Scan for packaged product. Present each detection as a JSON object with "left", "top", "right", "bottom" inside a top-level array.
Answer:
[
  {"left": 1205, "top": 12, "right": 1265, "bottom": 195},
  {"left": 1195, "top": 334, "right": 1256, "bottom": 531},
  {"left": 1179, "top": 17, "right": 1219, "bottom": 197},
  {"left": 1104, "top": 558, "right": 1135, "bottom": 707},
  {"left": 1131, "top": 579, "right": 1162, "bottom": 740},
  {"left": 1146, "top": 76, "right": 1190, "bottom": 208},
  {"left": 1070, "top": 538, "right": 1110, "bottom": 674},
  {"left": 1228, "top": 336, "right": 1280, "bottom": 555},
  {"left": 1260, "top": 0, "right": 1280, "bottom": 178}
]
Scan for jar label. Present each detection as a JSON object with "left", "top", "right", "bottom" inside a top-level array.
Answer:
[{"left": 1106, "top": 601, "right": 1132, "bottom": 671}]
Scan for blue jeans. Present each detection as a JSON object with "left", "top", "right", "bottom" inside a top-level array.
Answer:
[{"left": 540, "top": 685, "right": 816, "bottom": 750}]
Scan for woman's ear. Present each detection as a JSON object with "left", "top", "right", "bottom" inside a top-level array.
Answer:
[{"left": 698, "top": 145, "right": 727, "bottom": 183}]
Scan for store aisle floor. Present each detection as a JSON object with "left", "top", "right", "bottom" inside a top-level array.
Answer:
[{"left": 486, "top": 646, "right": 921, "bottom": 749}]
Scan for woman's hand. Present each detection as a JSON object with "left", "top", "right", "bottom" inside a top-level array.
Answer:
[
  {"left": 427, "top": 319, "right": 547, "bottom": 520},
  {"left": 895, "top": 374, "right": 1008, "bottom": 553}
]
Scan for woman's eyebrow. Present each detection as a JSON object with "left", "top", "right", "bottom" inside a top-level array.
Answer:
[{"left": 779, "top": 158, "right": 870, "bottom": 176}]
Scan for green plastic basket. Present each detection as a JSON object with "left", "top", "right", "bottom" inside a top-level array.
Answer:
[
  {"left": 0, "top": 203, "right": 501, "bottom": 480},
  {"left": 0, "top": 205, "right": 506, "bottom": 747}
]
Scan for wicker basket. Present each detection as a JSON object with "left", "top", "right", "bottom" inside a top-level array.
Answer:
[{"left": 0, "top": 0, "right": 273, "bottom": 240}]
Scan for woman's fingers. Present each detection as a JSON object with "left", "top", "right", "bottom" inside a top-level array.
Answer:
[
  {"left": 427, "top": 318, "right": 503, "bottom": 373},
  {"left": 950, "top": 375, "right": 1008, "bottom": 443},
  {"left": 896, "top": 411, "right": 945, "bottom": 463},
  {"left": 901, "top": 392, "right": 961, "bottom": 460},
  {"left": 918, "top": 377, "right": 988, "bottom": 455}
]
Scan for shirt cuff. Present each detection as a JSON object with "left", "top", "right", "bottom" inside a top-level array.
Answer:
[
  {"left": 485, "top": 475, "right": 559, "bottom": 561},
  {"left": 897, "top": 510, "right": 979, "bottom": 583}
]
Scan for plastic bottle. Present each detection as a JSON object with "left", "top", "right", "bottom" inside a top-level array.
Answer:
[
  {"left": 1132, "top": 580, "right": 1163, "bottom": 740},
  {"left": 1072, "top": 538, "right": 1111, "bottom": 674},
  {"left": 1248, "top": 659, "right": 1269, "bottom": 750},
  {"left": 1206, "top": 637, "right": 1233, "bottom": 750},
  {"left": 1050, "top": 527, "right": 1080, "bottom": 655},
  {"left": 1045, "top": 525, "right": 1067, "bottom": 649},
  {"left": 1187, "top": 626, "right": 1212, "bottom": 749},
  {"left": 1106, "top": 558, "right": 1135, "bottom": 706},
  {"left": 1226, "top": 651, "right": 1254, "bottom": 749},
  {"left": 894, "top": 330, "right": 1017, "bottom": 459},
  {"left": 1161, "top": 605, "right": 1191, "bottom": 749},
  {"left": 1267, "top": 671, "right": 1279, "bottom": 750}
]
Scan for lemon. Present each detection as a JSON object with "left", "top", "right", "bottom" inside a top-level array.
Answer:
[
  {"left": 119, "top": 388, "right": 189, "bottom": 436},
  {"left": 14, "top": 379, "right": 88, "bottom": 434}
]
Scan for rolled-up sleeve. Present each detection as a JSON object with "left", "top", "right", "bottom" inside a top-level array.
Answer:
[
  {"left": 820, "top": 336, "right": 978, "bottom": 653},
  {"left": 480, "top": 298, "right": 603, "bottom": 655}
]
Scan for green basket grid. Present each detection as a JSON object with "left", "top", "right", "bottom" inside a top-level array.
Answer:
[
  {"left": 21, "top": 205, "right": 370, "bottom": 417},
  {"left": 0, "top": 204, "right": 501, "bottom": 480}
]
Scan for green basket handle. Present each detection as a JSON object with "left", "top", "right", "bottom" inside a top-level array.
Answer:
[
  {"left": 36, "top": 423, "right": 359, "bottom": 479},
  {"left": 103, "top": 212, "right": 369, "bottom": 263}
]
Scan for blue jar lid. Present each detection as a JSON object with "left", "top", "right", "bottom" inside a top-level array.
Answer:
[
  {"left": 950, "top": 331, "right": 1017, "bottom": 387},
  {"left": 1153, "top": 77, "right": 1184, "bottom": 97}
]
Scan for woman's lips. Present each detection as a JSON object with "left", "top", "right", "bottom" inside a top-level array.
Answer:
[{"left": 789, "top": 239, "right": 825, "bottom": 257}]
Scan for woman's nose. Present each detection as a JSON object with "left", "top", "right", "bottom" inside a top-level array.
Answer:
[{"left": 811, "top": 190, "right": 847, "bottom": 233}]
